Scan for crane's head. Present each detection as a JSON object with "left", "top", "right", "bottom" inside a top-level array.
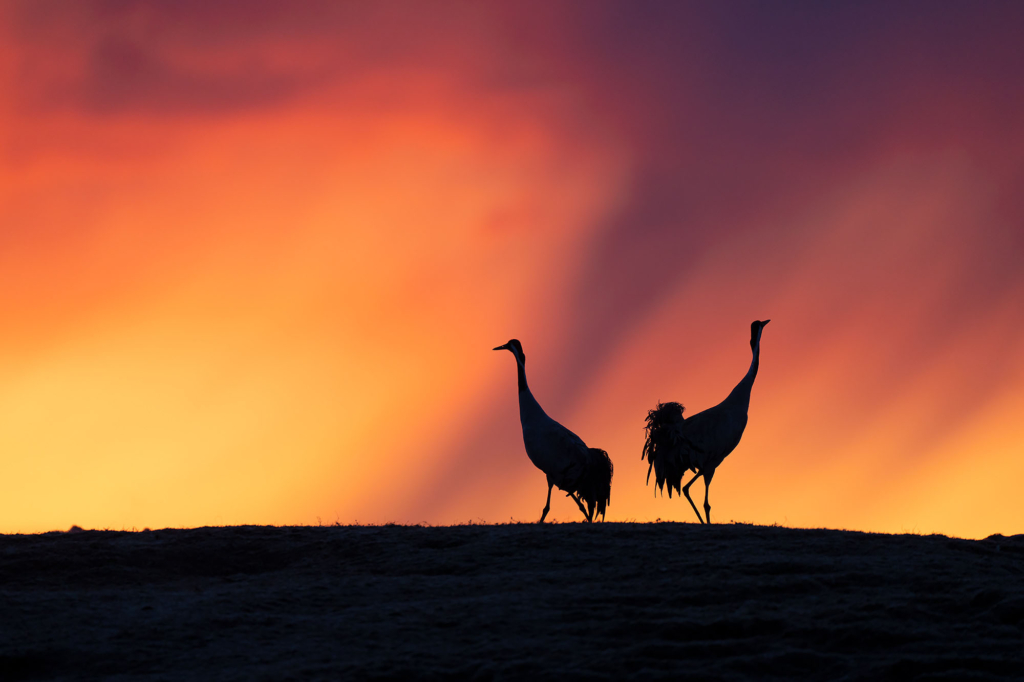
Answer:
[
  {"left": 493, "top": 339, "right": 525, "bottom": 365},
  {"left": 750, "top": 319, "right": 770, "bottom": 350}
]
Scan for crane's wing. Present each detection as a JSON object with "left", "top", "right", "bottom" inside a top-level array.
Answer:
[
  {"left": 556, "top": 421, "right": 589, "bottom": 454},
  {"left": 547, "top": 423, "right": 589, "bottom": 491},
  {"left": 550, "top": 425, "right": 613, "bottom": 519},
  {"left": 680, "top": 407, "right": 747, "bottom": 471}
]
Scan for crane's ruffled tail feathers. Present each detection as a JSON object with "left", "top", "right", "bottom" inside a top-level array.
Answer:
[
  {"left": 578, "top": 447, "right": 613, "bottom": 520},
  {"left": 642, "top": 402, "right": 690, "bottom": 497}
]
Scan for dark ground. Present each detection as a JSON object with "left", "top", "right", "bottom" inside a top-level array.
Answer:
[{"left": 1, "top": 523, "right": 1022, "bottom": 681}]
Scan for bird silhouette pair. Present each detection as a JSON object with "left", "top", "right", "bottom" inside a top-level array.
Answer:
[{"left": 494, "top": 320, "right": 769, "bottom": 524}]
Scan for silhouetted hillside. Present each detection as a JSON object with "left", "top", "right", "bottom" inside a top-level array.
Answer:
[{"left": 2, "top": 523, "right": 1022, "bottom": 680}]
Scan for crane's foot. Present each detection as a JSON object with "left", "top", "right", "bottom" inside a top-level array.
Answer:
[
  {"left": 539, "top": 482, "right": 553, "bottom": 523},
  {"left": 702, "top": 472, "right": 715, "bottom": 525}
]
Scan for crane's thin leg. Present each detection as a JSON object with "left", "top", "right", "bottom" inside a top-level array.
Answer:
[
  {"left": 540, "top": 481, "right": 553, "bottom": 523},
  {"left": 703, "top": 469, "right": 715, "bottom": 524},
  {"left": 682, "top": 472, "right": 706, "bottom": 524},
  {"left": 567, "top": 491, "right": 591, "bottom": 522}
]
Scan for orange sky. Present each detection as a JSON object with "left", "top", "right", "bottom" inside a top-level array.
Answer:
[{"left": 2, "top": 2, "right": 1023, "bottom": 537}]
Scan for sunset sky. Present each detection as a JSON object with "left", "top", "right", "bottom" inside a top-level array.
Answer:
[{"left": 2, "top": 2, "right": 1022, "bottom": 537}]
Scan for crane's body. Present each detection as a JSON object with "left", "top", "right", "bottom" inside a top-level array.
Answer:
[
  {"left": 519, "top": 390, "right": 587, "bottom": 490},
  {"left": 495, "top": 339, "right": 613, "bottom": 523},
  {"left": 643, "top": 320, "right": 769, "bottom": 524}
]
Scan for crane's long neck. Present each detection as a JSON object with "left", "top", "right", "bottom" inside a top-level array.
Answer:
[
  {"left": 514, "top": 359, "right": 546, "bottom": 423},
  {"left": 515, "top": 357, "right": 528, "bottom": 393},
  {"left": 725, "top": 338, "right": 761, "bottom": 413}
]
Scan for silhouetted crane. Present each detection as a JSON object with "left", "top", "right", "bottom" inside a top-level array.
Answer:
[
  {"left": 494, "top": 339, "right": 613, "bottom": 523},
  {"left": 642, "top": 320, "right": 770, "bottom": 524}
]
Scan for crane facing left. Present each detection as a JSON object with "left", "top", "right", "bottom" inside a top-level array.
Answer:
[{"left": 493, "top": 339, "right": 613, "bottom": 523}]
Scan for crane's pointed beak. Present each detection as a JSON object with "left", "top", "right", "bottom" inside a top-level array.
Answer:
[
  {"left": 493, "top": 343, "right": 509, "bottom": 351},
  {"left": 763, "top": 319, "right": 770, "bottom": 326}
]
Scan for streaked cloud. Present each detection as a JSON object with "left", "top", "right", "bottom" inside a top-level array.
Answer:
[{"left": 1, "top": 2, "right": 1022, "bottom": 537}]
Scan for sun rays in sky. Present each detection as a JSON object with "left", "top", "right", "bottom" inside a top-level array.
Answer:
[{"left": 2, "top": 2, "right": 1022, "bottom": 536}]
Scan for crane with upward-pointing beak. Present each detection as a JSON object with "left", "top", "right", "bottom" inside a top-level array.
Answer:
[{"left": 642, "top": 320, "right": 770, "bottom": 524}]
